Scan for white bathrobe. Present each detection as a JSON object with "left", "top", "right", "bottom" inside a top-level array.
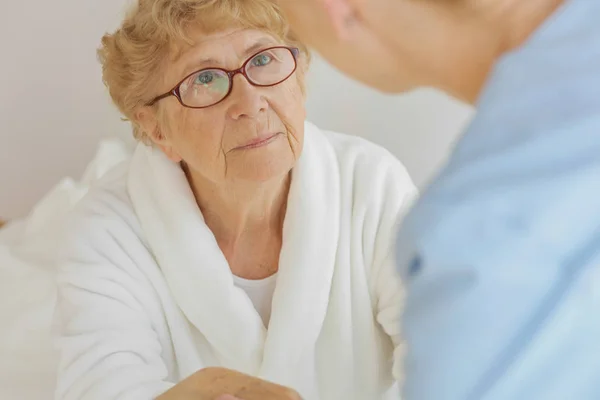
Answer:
[{"left": 54, "top": 122, "right": 417, "bottom": 400}]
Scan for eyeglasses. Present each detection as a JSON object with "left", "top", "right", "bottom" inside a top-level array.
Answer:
[{"left": 147, "top": 46, "right": 300, "bottom": 109}]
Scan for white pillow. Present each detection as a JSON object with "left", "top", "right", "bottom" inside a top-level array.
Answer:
[{"left": 0, "top": 138, "right": 133, "bottom": 400}]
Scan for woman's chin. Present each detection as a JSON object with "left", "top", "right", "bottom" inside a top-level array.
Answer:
[{"left": 227, "top": 138, "right": 298, "bottom": 182}]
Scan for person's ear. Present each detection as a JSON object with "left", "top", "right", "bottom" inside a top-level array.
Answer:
[
  {"left": 321, "top": 0, "right": 359, "bottom": 39},
  {"left": 134, "top": 106, "right": 183, "bottom": 163},
  {"left": 278, "top": 0, "right": 351, "bottom": 39}
]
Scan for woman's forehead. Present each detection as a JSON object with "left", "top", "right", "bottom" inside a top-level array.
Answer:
[{"left": 172, "top": 29, "right": 278, "bottom": 75}]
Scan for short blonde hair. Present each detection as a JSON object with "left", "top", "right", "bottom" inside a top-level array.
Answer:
[{"left": 98, "top": 0, "right": 310, "bottom": 142}]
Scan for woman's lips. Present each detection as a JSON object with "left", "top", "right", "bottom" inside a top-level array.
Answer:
[{"left": 234, "top": 132, "right": 282, "bottom": 150}]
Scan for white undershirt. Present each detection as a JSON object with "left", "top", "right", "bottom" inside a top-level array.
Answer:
[{"left": 233, "top": 273, "right": 278, "bottom": 327}]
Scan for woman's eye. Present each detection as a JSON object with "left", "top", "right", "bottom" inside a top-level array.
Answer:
[
  {"left": 252, "top": 53, "right": 272, "bottom": 67},
  {"left": 194, "top": 72, "right": 215, "bottom": 85}
]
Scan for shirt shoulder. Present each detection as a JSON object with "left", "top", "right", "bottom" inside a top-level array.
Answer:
[{"left": 60, "top": 161, "right": 150, "bottom": 268}]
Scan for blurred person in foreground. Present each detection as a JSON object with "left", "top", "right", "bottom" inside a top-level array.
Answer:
[
  {"left": 53, "top": 0, "right": 418, "bottom": 399},
  {"left": 277, "top": 0, "right": 600, "bottom": 399}
]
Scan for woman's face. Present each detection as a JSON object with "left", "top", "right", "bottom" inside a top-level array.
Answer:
[{"left": 142, "top": 29, "right": 306, "bottom": 184}]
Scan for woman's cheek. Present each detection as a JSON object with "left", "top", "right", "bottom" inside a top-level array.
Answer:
[{"left": 283, "top": 82, "right": 306, "bottom": 116}]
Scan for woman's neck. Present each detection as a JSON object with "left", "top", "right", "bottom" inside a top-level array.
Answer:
[{"left": 185, "top": 165, "right": 291, "bottom": 245}]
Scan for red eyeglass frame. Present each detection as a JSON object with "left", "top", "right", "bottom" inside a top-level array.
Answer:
[{"left": 146, "top": 46, "right": 300, "bottom": 109}]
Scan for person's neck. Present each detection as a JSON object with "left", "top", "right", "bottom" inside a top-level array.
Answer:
[
  {"left": 443, "top": 0, "right": 566, "bottom": 103},
  {"left": 185, "top": 166, "right": 291, "bottom": 246}
]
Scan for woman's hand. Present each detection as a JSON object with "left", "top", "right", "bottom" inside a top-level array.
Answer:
[{"left": 157, "top": 367, "right": 302, "bottom": 400}]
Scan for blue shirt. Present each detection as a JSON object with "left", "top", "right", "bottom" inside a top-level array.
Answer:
[{"left": 397, "top": 0, "right": 600, "bottom": 399}]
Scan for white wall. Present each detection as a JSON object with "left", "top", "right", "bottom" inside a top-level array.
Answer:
[
  {"left": 305, "top": 57, "right": 473, "bottom": 187},
  {"left": 0, "top": 0, "right": 131, "bottom": 219},
  {"left": 0, "top": 0, "right": 473, "bottom": 219}
]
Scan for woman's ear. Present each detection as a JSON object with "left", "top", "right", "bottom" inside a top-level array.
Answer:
[
  {"left": 134, "top": 106, "right": 183, "bottom": 163},
  {"left": 135, "top": 106, "right": 162, "bottom": 143}
]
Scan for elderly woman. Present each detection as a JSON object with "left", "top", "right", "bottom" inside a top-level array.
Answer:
[{"left": 54, "top": 0, "right": 416, "bottom": 399}]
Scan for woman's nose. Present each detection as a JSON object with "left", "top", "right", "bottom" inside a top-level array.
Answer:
[{"left": 227, "top": 73, "right": 268, "bottom": 120}]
